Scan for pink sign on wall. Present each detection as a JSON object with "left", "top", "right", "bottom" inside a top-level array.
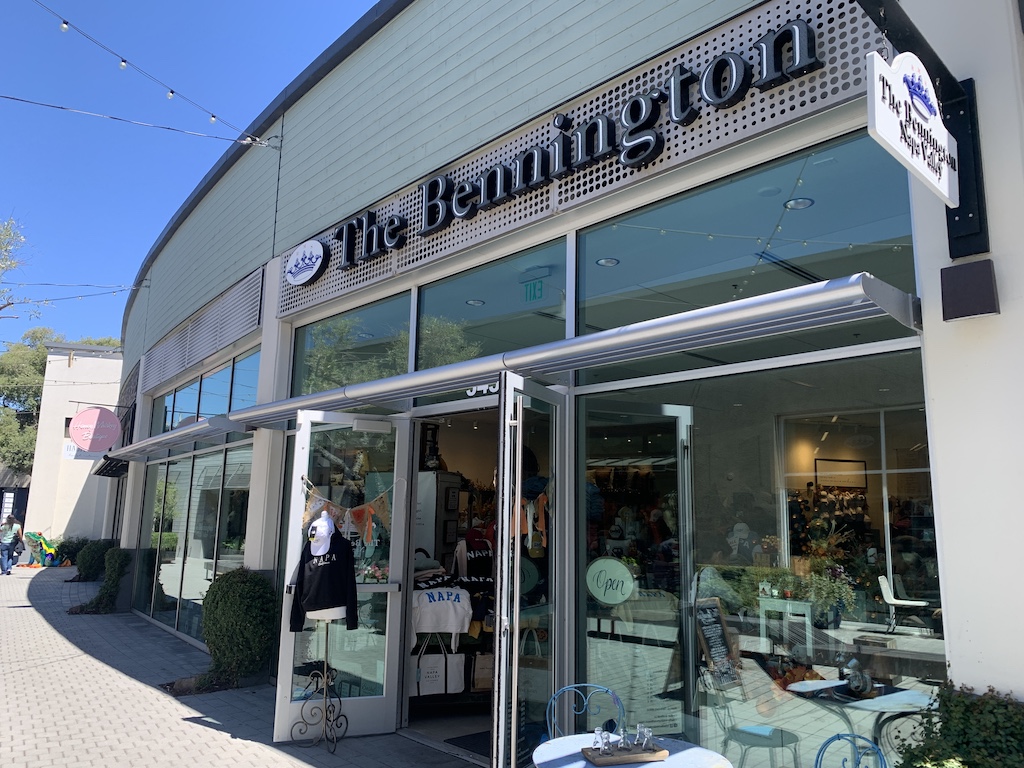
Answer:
[{"left": 69, "top": 407, "right": 121, "bottom": 453}]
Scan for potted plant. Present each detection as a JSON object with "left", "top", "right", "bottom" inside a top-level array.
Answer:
[{"left": 801, "top": 565, "right": 856, "bottom": 628}]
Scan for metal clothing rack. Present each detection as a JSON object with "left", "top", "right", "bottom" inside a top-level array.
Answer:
[{"left": 291, "top": 620, "right": 348, "bottom": 752}]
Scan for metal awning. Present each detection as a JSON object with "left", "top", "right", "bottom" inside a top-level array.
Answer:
[
  {"left": 111, "top": 273, "right": 919, "bottom": 461},
  {"left": 92, "top": 456, "right": 130, "bottom": 478},
  {"left": 107, "top": 415, "right": 246, "bottom": 462}
]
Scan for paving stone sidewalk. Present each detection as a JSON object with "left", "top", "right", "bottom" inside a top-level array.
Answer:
[{"left": 0, "top": 566, "right": 473, "bottom": 768}]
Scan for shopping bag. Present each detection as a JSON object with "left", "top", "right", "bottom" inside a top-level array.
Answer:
[
  {"left": 471, "top": 652, "right": 494, "bottom": 692},
  {"left": 518, "top": 628, "right": 550, "bottom": 722},
  {"left": 407, "top": 633, "right": 465, "bottom": 696}
]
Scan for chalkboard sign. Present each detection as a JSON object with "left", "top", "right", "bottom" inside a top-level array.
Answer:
[{"left": 695, "top": 597, "right": 741, "bottom": 690}]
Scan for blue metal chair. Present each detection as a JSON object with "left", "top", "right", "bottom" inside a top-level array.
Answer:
[
  {"left": 545, "top": 684, "right": 626, "bottom": 739},
  {"left": 814, "top": 733, "right": 888, "bottom": 768}
]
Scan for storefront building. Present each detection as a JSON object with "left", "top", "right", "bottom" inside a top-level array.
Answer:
[{"left": 106, "top": 1, "right": 1024, "bottom": 765}]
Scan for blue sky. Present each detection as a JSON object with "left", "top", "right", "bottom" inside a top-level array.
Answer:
[{"left": 2, "top": 0, "right": 377, "bottom": 348}]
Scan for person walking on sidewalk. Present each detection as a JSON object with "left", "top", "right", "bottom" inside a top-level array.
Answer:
[{"left": 1, "top": 514, "right": 23, "bottom": 575}]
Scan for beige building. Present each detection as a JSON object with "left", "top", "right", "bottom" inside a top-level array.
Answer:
[{"left": 25, "top": 343, "right": 123, "bottom": 540}]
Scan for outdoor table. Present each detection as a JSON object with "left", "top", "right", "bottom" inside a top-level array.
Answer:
[
  {"left": 758, "top": 597, "right": 814, "bottom": 659},
  {"left": 787, "top": 678, "right": 933, "bottom": 746},
  {"left": 532, "top": 733, "right": 733, "bottom": 768}
]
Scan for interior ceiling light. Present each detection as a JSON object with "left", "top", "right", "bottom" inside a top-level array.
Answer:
[
  {"left": 596, "top": 258, "right": 620, "bottom": 267},
  {"left": 466, "top": 299, "right": 485, "bottom": 306},
  {"left": 758, "top": 186, "right": 782, "bottom": 197},
  {"left": 784, "top": 197, "right": 815, "bottom": 210}
]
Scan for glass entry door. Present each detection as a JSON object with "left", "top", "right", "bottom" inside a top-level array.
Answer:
[
  {"left": 274, "top": 410, "right": 411, "bottom": 741},
  {"left": 492, "top": 372, "right": 566, "bottom": 768}
]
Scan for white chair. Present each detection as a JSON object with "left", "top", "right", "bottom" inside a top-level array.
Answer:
[
  {"left": 877, "top": 576, "right": 928, "bottom": 633},
  {"left": 891, "top": 574, "right": 931, "bottom": 605}
]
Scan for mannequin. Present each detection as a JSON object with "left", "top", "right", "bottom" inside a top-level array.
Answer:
[{"left": 290, "top": 511, "right": 359, "bottom": 631}]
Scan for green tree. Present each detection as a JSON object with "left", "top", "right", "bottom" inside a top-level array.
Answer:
[
  {"left": 0, "top": 327, "right": 121, "bottom": 476},
  {"left": 0, "top": 218, "right": 46, "bottom": 320}
]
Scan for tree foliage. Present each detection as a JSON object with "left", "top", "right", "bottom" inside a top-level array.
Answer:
[
  {"left": 0, "top": 218, "right": 46, "bottom": 321},
  {"left": 0, "top": 327, "right": 121, "bottom": 476}
]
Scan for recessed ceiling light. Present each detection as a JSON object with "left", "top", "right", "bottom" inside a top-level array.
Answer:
[
  {"left": 758, "top": 186, "right": 782, "bottom": 197},
  {"left": 466, "top": 299, "right": 485, "bottom": 306},
  {"left": 596, "top": 258, "right": 620, "bottom": 267},
  {"left": 356, "top": 332, "right": 374, "bottom": 339},
  {"left": 784, "top": 197, "right": 815, "bottom": 210}
]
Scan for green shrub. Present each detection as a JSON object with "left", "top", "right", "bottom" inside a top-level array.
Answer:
[
  {"left": 201, "top": 568, "right": 276, "bottom": 683},
  {"left": 70, "top": 548, "right": 131, "bottom": 614},
  {"left": 898, "top": 681, "right": 1024, "bottom": 767},
  {"left": 75, "top": 539, "right": 118, "bottom": 581},
  {"left": 53, "top": 535, "right": 91, "bottom": 564},
  {"left": 151, "top": 531, "right": 178, "bottom": 551}
]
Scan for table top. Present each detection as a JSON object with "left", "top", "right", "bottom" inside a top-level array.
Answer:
[
  {"left": 532, "top": 733, "right": 733, "bottom": 768},
  {"left": 787, "top": 679, "right": 933, "bottom": 713},
  {"left": 758, "top": 597, "right": 813, "bottom": 612}
]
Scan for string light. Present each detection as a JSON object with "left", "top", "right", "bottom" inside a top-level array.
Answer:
[{"left": 31, "top": 0, "right": 264, "bottom": 144}]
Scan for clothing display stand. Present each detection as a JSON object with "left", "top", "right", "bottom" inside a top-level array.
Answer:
[{"left": 291, "top": 620, "right": 348, "bottom": 752}]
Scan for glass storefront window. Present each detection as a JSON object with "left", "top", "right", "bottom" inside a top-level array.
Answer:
[
  {"left": 230, "top": 349, "right": 260, "bottom": 411},
  {"left": 178, "top": 452, "right": 223, "bottom": 640},
  {"left": 150, "top": 393, "right": 170, "bottom": 437},
  {"left": 578, "top": 349, "right": 941, "bottom": 763},
  {"left": 216, "top": 445, "right": 251, "bottom": 578},
  {"left": 577, "top": 132, "right": 916, "bottom": 384},
  {"left": 199, "top": 365, "right": 231, "bottom": 420},
  {"left": 132, "top": 463, "right": 162, "bottom": 613},
  {"left": 417, "top": 240, "right": 566, "bottom": 370},
  {"left": 171, "top": 379, "right": 200, "bottom": 429},
  {"left": 292, "top": 293, "right": 411, "bottom": 397},
  {"left": 153, "top": 458, "right": 191, "bottom": 629}
]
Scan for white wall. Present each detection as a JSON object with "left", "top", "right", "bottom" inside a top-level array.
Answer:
[
  {"left": 25, "top": 347, "right": 123, "bottom": 540},
  {"left": 904, "top": 0, "right": 1024, "bottom": 693}
]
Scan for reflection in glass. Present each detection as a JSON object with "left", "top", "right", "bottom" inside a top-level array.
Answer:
[
  {"left": 132, "top": 464, "right": 161, "bottom": 613},
  {"left": 292, "top": 294, "right": 410, "bottom": 397},
  {"left": 179, "top": 452, "right": 222, "bottom": 640},
  {"left": 291, "top": 593, "right": 388, "bottom": 701},
  {"left": 199, "top": 365, "right": 231, "bottom": 419},
  {"left": 417, "top": 240, "right": 566, "bottom": 370},
  {"left": 514, "top": 396, "right": 555, "bottom": 763},
  {"left": 304, "top": 425, "right": 396, "bottom": 579},
  {"left": 230, "top": 348, "right": 260, "bottom": 411},
  {"left": 171, "top": 380, "right": 200, "bottom": 429},
  {"left": 151, "top": 393, "right": 170, "bottom": 436},
  {"left": 579, "top": 350, "right": 942, "bottom": 765},
  {"left": 216, "top": 445, "right": 251, "bottom": 578},
  {"left": 153, "top": 458, "right": 191, "bottom": 628},
  {"left": 577, "top": 132, "right": 916, "bottom": 384}
]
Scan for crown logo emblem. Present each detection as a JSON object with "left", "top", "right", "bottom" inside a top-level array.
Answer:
[
  {"left": 903, "top": 73, "right": 937, "bottom": 119},
  {"left": 286, "top": 250, "right": 323, "bottom": 279}
]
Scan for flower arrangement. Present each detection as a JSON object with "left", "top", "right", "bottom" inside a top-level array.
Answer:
[
  {"left": 760, "top": 535, "right": 781, "bottom": 554},
  {"left": 361, "top": 563, "right": 389, "bottom": 582}
]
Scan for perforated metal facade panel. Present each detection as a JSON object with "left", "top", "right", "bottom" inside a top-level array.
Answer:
[
  {"left": 141, "top": 269, "right": 263, "bottom": 394},
  {"left": 279, "top": 0, "right": 882, "bottom": 319}
]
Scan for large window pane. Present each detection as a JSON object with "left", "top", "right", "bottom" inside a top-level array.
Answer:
[
  {"left": 132, "top": 464, "right": 162, "bottom": 613},
  {"left": 230, "top": 349, "right": 260, "bottom": 411},
  {"left": 577, "top": 132, "right": 916, "bottom": 384},
  {"left": 216, "top": 444, "right": 251, "bottom": 577},
  {"left": 292, "top": 293, "right": 411, "bottom": 396},
  {"left": 171, "top": 380, "right": 200, "bottom": 429},
  {"left": 417, "top": 240, "right": 566, "bottom": 370},
  {"left": 153, "top": 458, "right": 191, "bottom": 629},
  {"left": 578, "top": 349, "right": 942, "bottom": 766},
  {"left": 150, "top": 393, "right": 170, "bottom": 436},
  {"left": 178, "top": 452, "right": 223, "bottom": 640},
  {"left": 199, "top": 365, "right": 231, "bottom": 420}
]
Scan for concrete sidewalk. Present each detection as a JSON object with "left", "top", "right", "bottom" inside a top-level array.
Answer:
[{"left": 0, "top": 566, "right": 475, "bottom": 768}]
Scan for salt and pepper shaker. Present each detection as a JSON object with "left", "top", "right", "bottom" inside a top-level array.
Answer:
[
  {"left": 599, "top": 730, "right": 613, "bottom": 756},
  {"left": 641, "top": 727, "right": 654, "bottom": 752},
  {"left": 593, "top": 727, "right": 604, "bottom": 749},
  {"left": 617, "top": 724, "right": 631, "bottom": 750}
]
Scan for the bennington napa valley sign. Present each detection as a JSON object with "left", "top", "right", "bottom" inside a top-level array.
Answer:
[
  {"left": 286, "top": 17, "right": 825, "bottom": 287},
  {"left": 867, "top": 51, "right": 959, "bottom": 208}
]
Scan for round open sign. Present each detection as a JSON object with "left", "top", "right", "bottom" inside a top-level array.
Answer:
[
  {"left": 585, "top": 556, "right": 636, "bottom": 606},
  {"left": 69, "top": 407, "right": 121, "bottom": 453}
]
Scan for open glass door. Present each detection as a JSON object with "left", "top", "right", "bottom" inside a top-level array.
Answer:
[
  {"left": 274, "top": 410, "right": 411, "bottom": 743},
  {"left": 493, "top": 372, "right": 567, "bottom": 768}
]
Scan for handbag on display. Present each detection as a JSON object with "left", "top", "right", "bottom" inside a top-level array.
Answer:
[
  {"left": 517, "top": 628, "right": 550, "bottom": 721},
  {"left": 407, "top": 633, "right": 466, "bottom": 697},
  {"left": 471, "top": 652, "right": 494, "bottom": 692}
]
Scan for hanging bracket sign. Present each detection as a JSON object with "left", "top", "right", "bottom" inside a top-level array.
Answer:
[{"left": 867, "top": 51, "right": 959, "bottom": 208}]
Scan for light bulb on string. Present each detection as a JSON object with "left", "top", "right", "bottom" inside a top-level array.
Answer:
[
  {"left": 209, "top": 115, "right": 217, "bottom": 124},
  {"left": 119, "top": 59, "right": 127, "bottom": 70},
  {"left": 60, "top": 20, "right": 69, "bottom": 31},
  {"left": 167, "top": 90, "right": 175, "bottom": 99}
]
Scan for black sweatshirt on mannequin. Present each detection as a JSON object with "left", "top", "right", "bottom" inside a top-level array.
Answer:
[{"left": 289, "top": 531, "right": 359, "bottom": 631}]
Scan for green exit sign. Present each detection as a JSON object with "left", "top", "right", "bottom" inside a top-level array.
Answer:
[{"left": 523, "top": 279, "right": 544, "bottom": 303}]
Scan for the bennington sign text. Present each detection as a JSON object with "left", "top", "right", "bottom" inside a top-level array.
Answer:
[{"left": 286, "top": 19, "right": 824, "bottom": 287}]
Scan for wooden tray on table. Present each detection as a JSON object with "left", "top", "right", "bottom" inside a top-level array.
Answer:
[{"left": 580, "top": 746, "right": 669, "bottom": 765}]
